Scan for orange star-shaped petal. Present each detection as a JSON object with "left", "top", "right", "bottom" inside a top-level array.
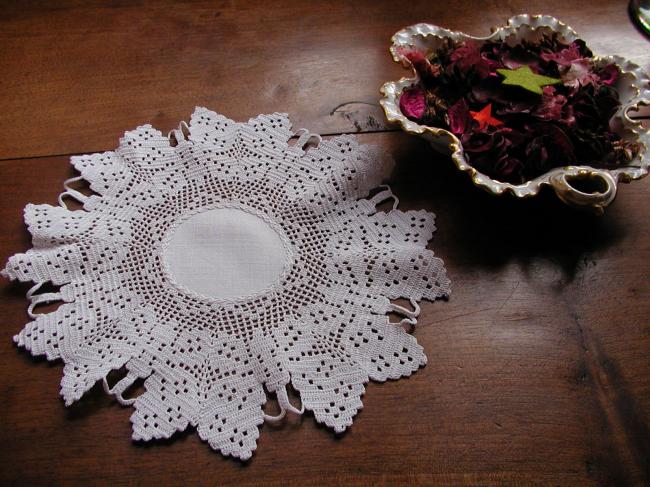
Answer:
[{"left": 470, "top": 103, "right": 504, "bottom": 130}]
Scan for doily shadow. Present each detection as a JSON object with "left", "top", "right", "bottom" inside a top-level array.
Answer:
[
  {"left": 64, "top": 382, "right": 121, "bottom": 420},
  {"left": 389, "top": 137, "right": 626, "bottom": 285}
]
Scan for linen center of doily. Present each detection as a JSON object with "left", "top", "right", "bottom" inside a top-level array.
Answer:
[{"left": 164, "top": 207, "right": 288, "bottom": 300}]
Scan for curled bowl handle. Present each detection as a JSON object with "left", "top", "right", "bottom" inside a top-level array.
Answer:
[{"left": 549, "top": 168, "right": 618, "bottom": 215}]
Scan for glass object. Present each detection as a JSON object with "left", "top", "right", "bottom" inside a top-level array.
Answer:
[{"left": 630, "top": 0, "right": 650, "bottom": 36}]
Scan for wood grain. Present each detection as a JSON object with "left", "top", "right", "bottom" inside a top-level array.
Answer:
[
  {"left": 1, "top": 1, "right": 649, "bottom": 486},
  {"left": 1, "top": 132, "right": 649, "bottom": 486},
  {"left": 0, "top": 0, "right": 648, "bottom": 159}
]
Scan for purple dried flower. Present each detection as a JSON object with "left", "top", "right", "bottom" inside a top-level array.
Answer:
[
  {"left": 397, "top": 47, "right": 441, "bottom": 86},
  {"left": 399, "top": 87, "right": 426, "bottom": 120},
  {"left": 540, "top": 42, "right": 582, "bottom": 66},
  {"left": 598, "top": 64, "right": 619, "bottom": 86},
  {"left": 533, "top": 86, "right": 573, "bottom": 124},
  {"left": 562, "top": 58, "right": 600, "bottom": 90},
  {"left": 451, "top": 41, "right": 491, "bottom": 78},
  {"left": 398, "top": 32, "right": 638, "bottom": 183},
  {"left": 448, "top": 98, "right": 472, "bottom": 134}
]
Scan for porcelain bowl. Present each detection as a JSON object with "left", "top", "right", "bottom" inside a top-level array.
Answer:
[{"left": 380, "top": 14, "right": 650, "bottom": 214}]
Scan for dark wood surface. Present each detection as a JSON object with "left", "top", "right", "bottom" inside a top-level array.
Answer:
[{"left": 1, "top": 1, "right": 649, "bottom": 486}]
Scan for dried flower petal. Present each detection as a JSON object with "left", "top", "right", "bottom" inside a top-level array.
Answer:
[
  {"left": 502, "top": 45, "right": 543, "bottom": 73},
  {"left": 533, "top": 86, "right": 567, "bottom": 121},
  {"left": 451, "top": 41, "right": 490, "bottom": 78},
  {"left": 541, "top": 42, "right": 582, "bottom": 66},
  {"left": 494, "top": 155, "right": 523, "bottom": 178},
  {"left": 397, "top": 47, "right": 441, "bottom": 86},
  {"left": 448, "top": 98, "right": 471, "bottom": 134},
  {"left": 562, "top": 59, "right": 600, "bottom": 90},
  {"left": 399, "top": 87, "right": 427, "bottom": 120},
  {"left": 526, "top": 123, "right": 576, "bottom": 169},
  {"left": 598, "top": 64, "right": 619, "bottom": 86}
]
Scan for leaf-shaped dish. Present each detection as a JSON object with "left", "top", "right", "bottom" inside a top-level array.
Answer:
[{"left": 380, "top": 14, "right": 650, "bottom": 214}]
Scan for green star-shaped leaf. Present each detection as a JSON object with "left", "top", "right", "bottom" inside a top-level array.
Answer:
[{"left": 496, "top": 66, "right": 561, "bottom": 95}]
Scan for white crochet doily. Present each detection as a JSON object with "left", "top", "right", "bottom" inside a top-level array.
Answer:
[{"left": 3, "top": 109, "right": 450, "bottom": 460}]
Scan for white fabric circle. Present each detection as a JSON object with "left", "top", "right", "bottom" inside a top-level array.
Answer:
[{"left": 164, "top": 208, "right": 288, "bottom": 299}]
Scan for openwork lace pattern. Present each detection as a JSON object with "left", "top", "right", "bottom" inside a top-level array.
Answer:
[{"left": 3, "top": 109, "right": 450, "bottom": 460}]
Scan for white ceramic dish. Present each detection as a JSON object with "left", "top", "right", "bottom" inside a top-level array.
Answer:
[{"left": 380, "top": 14, "right": 650, "bottom": 214}]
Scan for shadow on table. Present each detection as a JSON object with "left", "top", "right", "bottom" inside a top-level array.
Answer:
[{"left": 389, "top": 137, "right": 627, "bottom": 284}]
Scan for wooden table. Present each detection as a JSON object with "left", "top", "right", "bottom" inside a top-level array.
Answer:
[{"left": 1, "top": 1, "right": 648, "bottom": 485}]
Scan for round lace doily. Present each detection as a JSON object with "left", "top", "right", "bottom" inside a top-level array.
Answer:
[{"left": 3, "top": 109, "right": 450, "bottom": 460}]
